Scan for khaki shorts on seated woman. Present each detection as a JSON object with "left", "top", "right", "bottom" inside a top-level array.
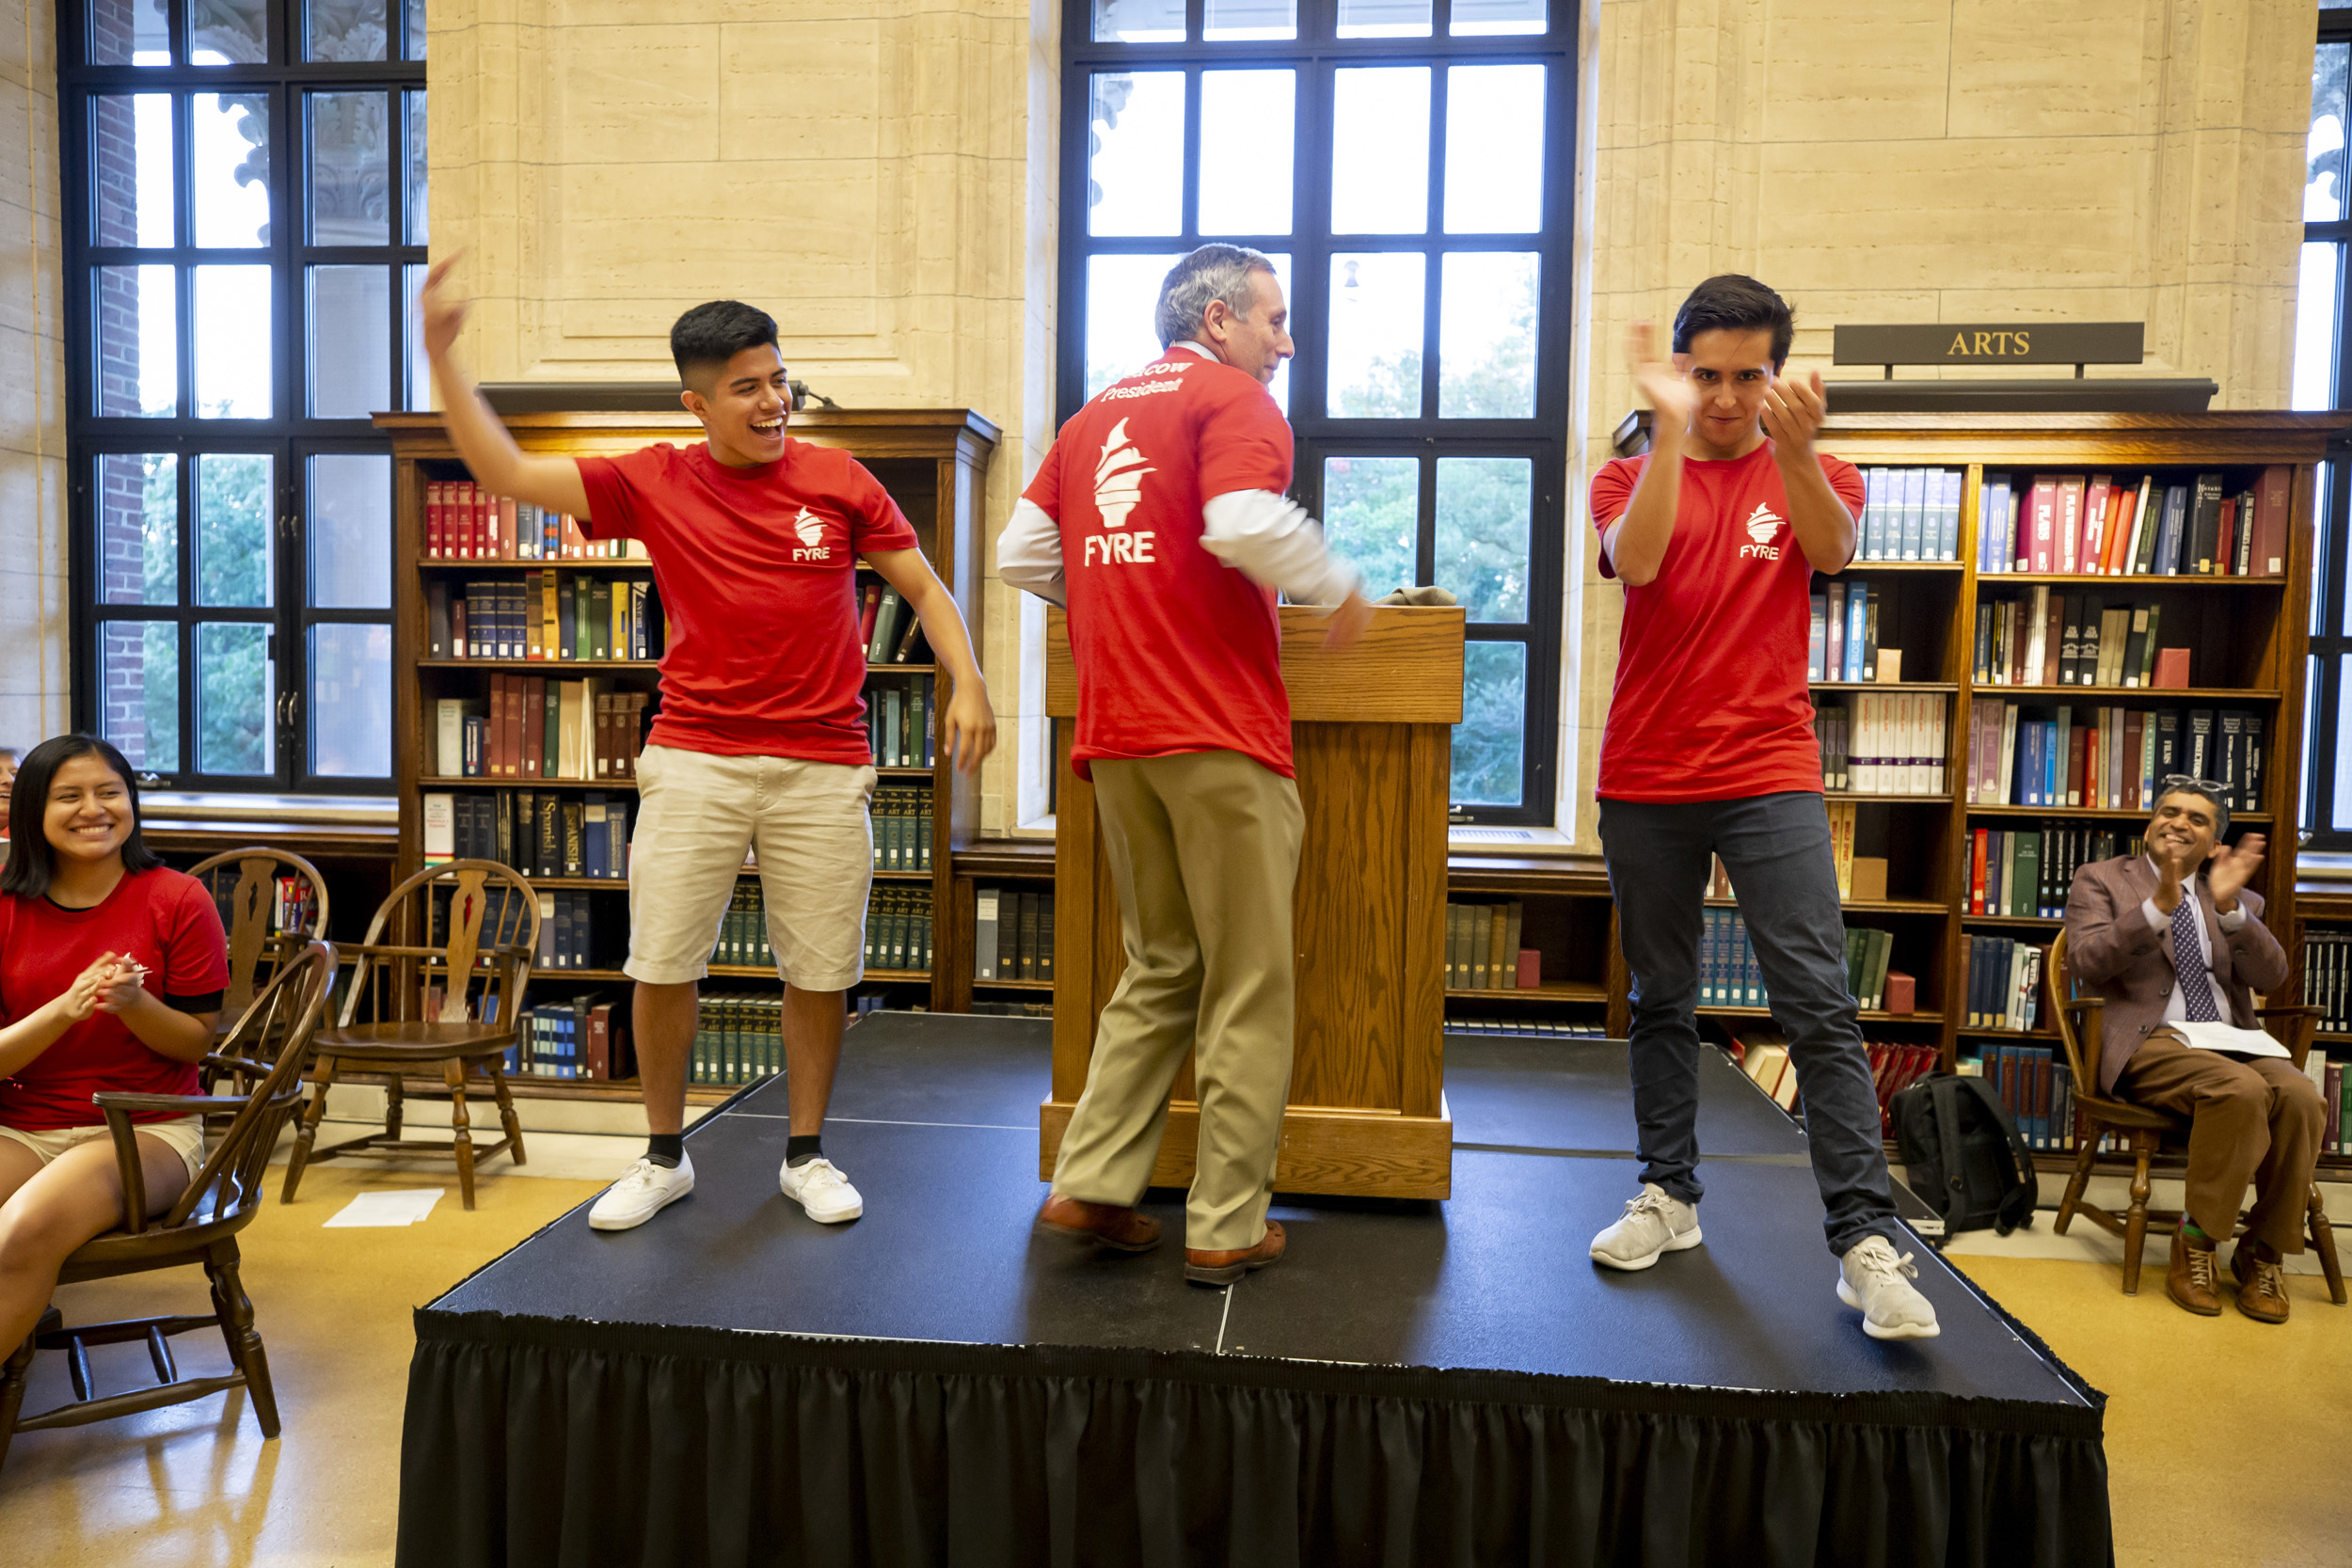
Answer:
[{"left": 0, "top": 736, "right": 229, "bottom": 1357}]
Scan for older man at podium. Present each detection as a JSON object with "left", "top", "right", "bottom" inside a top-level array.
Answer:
[{"left": 998, "top": 245, "right": 1372, "bottom": 1284}]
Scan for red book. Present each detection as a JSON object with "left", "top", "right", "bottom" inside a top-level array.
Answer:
[
  {"left": 2215, "top": 498, "right": 2236, "bottom": 578},
  {"left": 2083, "top": 721, "right": 2100, "bottom": 809},
  {"left": 1970, "top": 828, "right": 1990, "bottom": 913},
  {"left": 2253, "top": 465, "right": 2293, "bottom": 577},
  {"left": 2056, "top": 476, "right": 2087, "bottom": 574},
  {"left": 2153, "top": 647, "right": 2191, "bottom": 689},
  {"left": 487, "top": 676, "right": 510, "bottom": 778},
  {"left": 585, "top": 1004, "right": 612, "bottom": 1079},
  {"left": 426, "top": 480, "right": 444, "bottom": 559},
  {"left": 2077, "top": 475, "right": 2111, "bottom": 572},
  {"left": 522, "top": 676, "right": 546, "bottom": 778},
  {"left": 1883, "top": 971, "right": 1915, "bottom": 1015},
  {"left": 1516, "top": 948, "right": 1542, "bottom": 989},
  {"left": 2042, "top": 594, "right": 2064, "bottom": 686},
  {"left": 500, "top": 497, "right": 518, "bottom": 562},
  {"left": 2122, "top": 710, "right": 2144, "bottom": 808},
  {"left": 2066, "top": 724, "right": 2088, "bottom": 807},
  {"left": 2101, "top": 484, "right": 2132, "bottom": 575},
  {"left": 2028, "top": 479, "right": 2058, "bottom": 573},
  {"left": 479, "top": 487, "right": 496, "bottom": 560},
  {"left": 858, "top": 583, "right": 882, "bottom": 645}
]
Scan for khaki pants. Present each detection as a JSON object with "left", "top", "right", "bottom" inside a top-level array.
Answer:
[
  {"left": 2118, "top": 1031, "right": 2326, "bottom": 1253},
  {"left": 1051, "top": 750, "right": 1303, "bottom": 1253}
]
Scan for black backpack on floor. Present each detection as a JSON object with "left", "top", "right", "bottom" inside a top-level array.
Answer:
[{"left": 1891, "top": 1073, "right": 2037, "bottom": 1236}]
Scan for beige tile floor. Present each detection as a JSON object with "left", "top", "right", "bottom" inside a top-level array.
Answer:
[{"left": 1, "top": 1167, "right": 2345, "bottom": 1567}]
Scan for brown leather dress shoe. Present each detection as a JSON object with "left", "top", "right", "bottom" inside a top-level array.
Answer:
[
  {"left": 1184, "top": 1219, "right": 1286, "bottom": 1286},
  {"left": 2167, "top": 1232, "right": 2222, "bottom": 1316},
  {"left": 2231, "top": 1244, "right": 2292, "bottom": 1324},
  {"left": 1035, "top": 1195, "right": 1162, "bottom": 1253}
]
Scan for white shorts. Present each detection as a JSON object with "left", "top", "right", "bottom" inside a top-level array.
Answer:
[
  {"left": 0, "top": 1114, "right": 209, "bottom": 1189},
  {"left": 625, "top": 744, "right": 876, "bottom": 990}
]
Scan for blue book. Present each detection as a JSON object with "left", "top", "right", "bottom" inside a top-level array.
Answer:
[
  {"left": 1936, "top": 468, "right": 1962, "bottom": 561},
  {"left": 1979, "top": 476, "right": 2009, "bottom": 573},
  {"left": 2018, "top": 721, "right": 2042, "bottom": 806},
  {"left": 1845, "top": 581, "right": 1868, "bottom": 681},
  {"left": 1702, "top": 908, "right": 1720, "bottom": 1006},
  {"left": 582, "top": 793, "right": 609, "bottom": 879},
  {"left": 1808, "top": 592, "right": 1828, "bottom": 680},
  {"left": 1863, "top": 468, "right": 1888, "bottom": 560},
  {"left": 2155, "top": 483, "right": 2189, "bottom": 576},
  {"left": 1899, "top": 467, "right": 1926, "bottom": 562}
]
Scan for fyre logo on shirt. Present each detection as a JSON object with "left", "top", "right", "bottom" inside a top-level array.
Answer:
[
  {"left": 1740, "top": 502, "right": 1785, "bottom": 561},
  {"left": 791, "top": 506, "right": 834, "bottom": 562},
  {"left": 1086, "top": 419, "right": 1158, "bottom": 567}
]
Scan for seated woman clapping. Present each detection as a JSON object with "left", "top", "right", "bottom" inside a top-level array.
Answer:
[{"left": 0, "top": 736, "right": 230, "bottom": 1356}]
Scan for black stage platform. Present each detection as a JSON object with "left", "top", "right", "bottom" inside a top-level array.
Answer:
[{"left": 399, "top": 1014, "right": 2109, "bottom": 1567}]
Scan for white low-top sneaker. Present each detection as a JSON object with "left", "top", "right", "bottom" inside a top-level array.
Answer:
[
  {"left": 1589, "top": 1182, "right": 1704, "bottom": 1271},
  {"left": 588, "top": 1153, "right": 695, "bottom": 1232},
  {"left": 1838, "top": 1235, "right": 1942, "bottom": 1339},
  {"left": 779, "top": 1157, "right": 864, "bottom": 1224}
]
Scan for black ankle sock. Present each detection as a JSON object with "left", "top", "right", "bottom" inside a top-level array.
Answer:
[
  {"left": 786, "top": 1134, "right": 823, "bottom": 1168},
  {"left": 647, "top": 1133, "right": 684, "bottom": 1169}
]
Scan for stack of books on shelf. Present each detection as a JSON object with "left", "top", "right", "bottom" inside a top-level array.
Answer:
[
  {"left": 1966, "top": 826, "right": 2121, "bottom": 918},
  {"left": 532, "top": 889, "right": 619, "bottom": 972},
  {"left": 1868, "top": 1042, "right": 1941, "bottom": 1135},
  {"left": 859, "top": 584, "right": 930, "bottom": 664},
  {"left": 433, "top": 684, "right": 649, "bottom": 781},
  {"left": 507, "top": 997, "right": 633, "bottom": 1081},
  {"left": 690, "top": 993, "right": 783, "bottom": 1085},
  {"left": 1857, "top": 468, "right": 1964, "bottom": 562},
  {"left": 1814, "top": 693, "right": 1947, "bottom": 795},
  {"left": 1964, "top": 937, "right": 2047, "bottom": 1030},
  {"left": 1963, "top": 702, "right": 2261, "bottom": 812},
  {"left": 1807, "top": 578, "right": 1899, "bottom": 681},
  {"left": 1978, "top": 1042, "right": 2076, "bottom": 1151},
  {"left": 426, "top": 480, "right": 650, "bottom": 562},
  {"left": 871, "top": 784, "right": 934, "bottom": 872},
  {"left": 1975, "top": 468, "right": 2292, "bottom": 578},
  {"left": 1974, "top": 589, "right": 2189, "bottom": 689},
  {"left": 1444, "top": 901, "right": 1537, "bottom": 990},
  {"left": 973, "top": 886, "right": 1054, "bottom": 981},
  {"left": 1841, "top": 928, "right": 1911, "bottom": 1013},
  {"left": 712, "top": 884, "right": 775, "bottom": 969},
  {"left": 1727, "top": 1029, "right": 1800, "bottom": 1112},
  {"left": 866, "top": 888, "right": 935, "bottom": 973},
  {"left": 2303, "top": 932, "right": 2352, "bottom": 1033},
  {"left": 429, "top": 574, "right": 664, "bottom": 662},
  {"left": 424, "top": 789, "right": 631, "bottom": 878},
  {"left": 1443, "top": 1017, "right": 1607, "bottom": 1038},
  {"left": 866, "top": 675, "right": 937, "bottom": 768},
  {"left": 2312, "top": 1051, "right": 2347, "bottom": 1157}
]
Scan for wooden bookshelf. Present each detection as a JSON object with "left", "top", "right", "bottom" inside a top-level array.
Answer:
[{"left": 376, "top": 407, "right": 997, "bottom": 1096}]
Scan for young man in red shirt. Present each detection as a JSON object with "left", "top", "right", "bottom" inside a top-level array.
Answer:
[
  {"left": 419, "top": 263, "right": 995, "bottom": 1232},
  {"left": 1585, "top": 276, "right": 1938, "bottom": 1339},
  {"left": 999, "top": 244, "right": 1371, "bottom": 1282}
]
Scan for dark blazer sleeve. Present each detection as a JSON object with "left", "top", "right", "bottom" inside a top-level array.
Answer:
[
  {"left": 2064, "top": 861, "right": 2165, "bottom": 985},
  {"left": 2225, "top": 886, "right": 2290, "bottom": 996}
]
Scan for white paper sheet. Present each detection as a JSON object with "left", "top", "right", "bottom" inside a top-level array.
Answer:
[
  {"left": 2169, "top": 1022, "right": 2291, "bottom": 1061},
  {"left": 323, "top": 1188, "right": 448, "bottom": 1227}
]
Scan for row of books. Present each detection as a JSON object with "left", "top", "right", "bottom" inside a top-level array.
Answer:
[
  {"left": 868, "top": 675, "right": 938, "bottom": 769},
  {"left": 1963, "top": 702, "right": 2263, "bottom": 813},
  {"left": 423, "top": 789, "right": 632, "bottom": 879},
  {"left": 199, "top": 872, "right": 317, "bottom": 938},
  {"left": 2315, "top": 1053, "right": 2352, "bottom": 1156},
  {"left": 1974, "top": 589, "right": 2186, "bottom": 689},
  {"left": 1708, "top": 911, "right": 1910, "bottom": 1010},
  {"left": 428, "top": 575, "right": 665, "bottom": 663},
  {"left": 534, "top": 889, "right": 620, "bottom": 972},
  {"left": 1856, "top": 468, "right": 1965, "bottom": 562},
  {"left": 1968, "top": 825, "right": 2122, "bottom": 919},
  {"left": 858, "top": 584, "right": 930, "bottom": 664},
  {"left": 2303, "top": 933, "right": 2352, "bottom": 1034},
  {"left": 1806, "top": 578, "right": 1899, "bottom": 683},
  {"left": 1979, "top": 1043, "right": 2076, "bottom": 1150},
  {"left": 865, "top": 888, "right": 935, "bottom": 974},
  {"left": 1445, "top": 901, "right": 1541, "bottom": 990},
  {"left": 507, "top": 998, "right": 635, "bottom": 1081},
  {"left": 1728, "top": 1030, "right": 1800, "bottom": 1112},
  {"left": 1443, "top": 1017, "right": 1607, "bottom": 1038},
  {"left": 974, "top": 886, "right": 1054, "bottom": 981},
  {"left": 872, "top": 785, "right": 934, "bottom": 873},
  {"left": 1814, "top": 692, "right": 1949, "bottom": 796},
  {"left": 1841, "top": 927, "right": 1912, "bottom": 1013},
  {"left": 434, "top": 683, "right": 650, "bottom": 782},
  {"left": 1867, "top": 1042, "right": 1942, "bottom": 1135},
  {"left": 713, "top": 884, "right": 774, "bottom": 969},
  {"left": 1963, "top": 936, "right": 2046, "bottom": 1031},
  {"left": 690, "top": 994, "right": 784, "bottom": 1085},
  {"left": 425, "top": 481, "right": 647, "bottom": 562},
  {"left": 1978, "top": 468, "right": 2291, "bottom": 579}
]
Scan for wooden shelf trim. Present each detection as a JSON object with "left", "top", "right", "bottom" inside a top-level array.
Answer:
[
  {"left": 1699, "top": 1006, "right": 1944, "bottom": 1023},
  {"left": 1988, "top": 572, "right": 2288, "bottom": 588},
  {"left": 1706, "top": 896, "right": 1947, "bottom": 914},
  {"left": 971, "top": 977, "right": 1055, "bottom": 991},
  {"left": 1444, "top": 982, "right": 1607, "bottom": 1002},
  {"left": 1972, "top": 684, "right": 2280, "bottom": 702},
  {"left": 1967, "top": 804, "right": 2271, "bottom": 822},
  {"left": 534, "top": 966, "right": 933, "bottom": 983},
  {"left": 1812, "top": 681, "right": 1959, "bottom": 693},
  {"left": 1824, "top": 792, "right": 1954, "bottom": 803},
  {"left": 418, "top": 658, "right": 938, "bottom": 674}
]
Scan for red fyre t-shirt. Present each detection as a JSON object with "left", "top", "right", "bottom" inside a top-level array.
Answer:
[
  {"left": 0, "top": 868, "right": 230, "bottom": 1130},
  {"left": 1024, "top": 349, "right": 1295, "bottom": 779},
  {"left": 1590, "top": 441, "right": 1865, "bottom": 802},
  {"left": 578, "top": 439, "right": 921, "bottom": 763}
]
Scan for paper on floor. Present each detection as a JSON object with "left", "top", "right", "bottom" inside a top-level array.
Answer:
[{"left": 323, "top": 1189, "right": 448, "bottom": 1227}]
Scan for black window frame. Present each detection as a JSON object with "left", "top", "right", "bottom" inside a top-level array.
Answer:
[
  {"left": 1059, "top": 0, "right": 1576, "bottom": 825},
  {"left": 2305, "top": 11, "right": 2352, "bottom": 847},
  {"left": 58, "top": 0, "right": 424, "bottom": 795}
]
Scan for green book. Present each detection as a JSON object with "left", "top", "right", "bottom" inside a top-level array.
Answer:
[
  {"left": 2137, "top": 601, "right": 2162, "bottom": 685},
  {"left": 2015, "top": 832, "right": 2042, "bottom": 922},
  {"left": 588, "top": 579, "right": 612, "bottom": 660}
]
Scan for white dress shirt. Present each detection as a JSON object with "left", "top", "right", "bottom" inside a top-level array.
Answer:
[
  {"left": 2138, "top": 856, "right": 2247, "bottom": 1025},
  {"left": 994, "top": 342, "right": 1360, "bottom": 610}
]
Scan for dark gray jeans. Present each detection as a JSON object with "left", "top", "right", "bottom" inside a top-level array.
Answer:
[{"left": 1597, "top": 791, "right": 1900, "bottom": 1258}]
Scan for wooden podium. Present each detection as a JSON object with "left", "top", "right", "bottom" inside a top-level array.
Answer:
[{"left": 1040, "top": 605, "right": 1465, "bottom": 1200}]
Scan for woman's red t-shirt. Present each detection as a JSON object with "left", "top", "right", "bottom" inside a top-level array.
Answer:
[{"left": 0, "top": 868, "right": 230, "bottom": 1130}]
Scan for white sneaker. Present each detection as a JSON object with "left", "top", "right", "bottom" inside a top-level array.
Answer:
[
  {"left": 1838, "top": 1235, "right": 1942, "bottom": 1339},
  {"left": 779, "top": 1156, "right": 864, "bottom": 1224},
  {"left": 1589, "top": 1182, "right": 1704, "bottom": 1271},
  {"left": 588, "top": 1153, "right": 695, "bottom": 1232}
]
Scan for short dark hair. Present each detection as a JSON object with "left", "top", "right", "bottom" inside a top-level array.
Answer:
[
  {"left": 1673, "top": 275, "right": 1795, "bottom": 368},
  {"left": 2, "top": 735, "right": 162, "bottom": 898},
  {"left": 670, "top": 300, "right": 781, "bottom": 389},
  {"left": 2153, "top": 778, "right": 2232, "bottom": 838}
]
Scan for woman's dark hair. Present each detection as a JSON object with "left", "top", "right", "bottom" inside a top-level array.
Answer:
[
  {"left": 1672, "top": 274, "right": 1795, "bottom": 368},
  {"left": 1, "top": 735, "right": 161, "bottom": 898},
  {"left": 670, "top": 299, "right": 782, "bottom": 388}
]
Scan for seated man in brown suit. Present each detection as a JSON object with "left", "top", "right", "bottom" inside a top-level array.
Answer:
[{"left": 2063, "top": 777, "right": 2321, "bottom": 1322}]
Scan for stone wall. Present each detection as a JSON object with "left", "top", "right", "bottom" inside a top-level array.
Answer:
[{"left": 0, "top": 0, "right": 68, "bottom": 752}]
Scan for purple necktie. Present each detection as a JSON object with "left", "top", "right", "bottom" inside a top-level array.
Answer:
[{"left": 2169, "top": 895, "right": 2222, "bottom": 1022}]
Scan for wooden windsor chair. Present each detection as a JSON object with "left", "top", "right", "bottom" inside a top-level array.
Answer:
[
  {"left": 184, "top": 847, "right": 332, "bottom": 1022},
  {"left": 2046, "top": 927, "right": 2344, "bottom": 1302},
  {"left": 280, "top": 860, "right": 538, "bottom": 1211},
  {"left": 0, "top": 942, "right": 338, "bottom": 1473}
]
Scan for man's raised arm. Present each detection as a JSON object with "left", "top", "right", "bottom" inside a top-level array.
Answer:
[{"left": 420, "top": 258, "right": 592, "bottom": 520}]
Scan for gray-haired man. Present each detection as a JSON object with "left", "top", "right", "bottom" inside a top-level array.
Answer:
[{"left": 998, "top": 244, "right": 1370, "bottom": 1283}]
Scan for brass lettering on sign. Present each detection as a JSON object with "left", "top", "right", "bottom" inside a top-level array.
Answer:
[{"left": 2014, "top": 328, "right": 2030, "bottom": 355}]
